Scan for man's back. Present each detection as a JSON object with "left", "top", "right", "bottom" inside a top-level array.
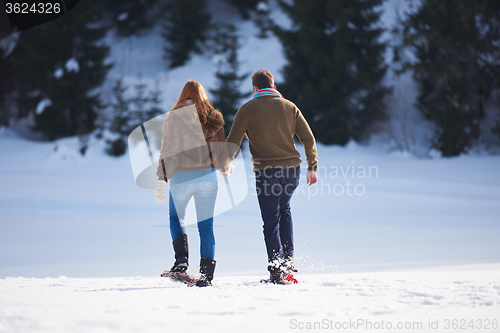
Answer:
[{"left": 227, "top": 95, "right": 318, "bottom": 172}]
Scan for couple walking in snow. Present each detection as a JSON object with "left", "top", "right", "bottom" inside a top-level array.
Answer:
[{"left": 154, "top": 70, "right": 318, "bottom": 286}]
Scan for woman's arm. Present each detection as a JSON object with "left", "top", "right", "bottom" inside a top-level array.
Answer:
[{"left": 156, "top": 113, "right": 181, "bottom": 180}]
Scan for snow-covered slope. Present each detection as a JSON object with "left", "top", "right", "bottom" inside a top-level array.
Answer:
[{"left": 102, "top": 0, "right": 287, "bottom": 112}]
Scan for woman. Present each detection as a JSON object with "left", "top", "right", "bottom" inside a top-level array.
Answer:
[{"left": 154, "top": 80, "right": 231, "bottom": 287}]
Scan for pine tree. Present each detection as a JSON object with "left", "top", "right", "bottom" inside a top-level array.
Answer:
[
  {"left": 0, "top": 45, "right": 14, "bottom": 127},
  {"left": 145, "top": 80, "right": 165, "bottom": 151},
  {"left": 254, "top": 2, "right": 272, "bottom": 39},
  {"left": 131, "top": 78, "right": 164, "bottom": 124},
  {"left": 493, "top": 123, "right": 500, "bottom": 140},
  {"left": 132, "top": 80, "right": 149, "bottom": 121},
  {"left": 162, "top": 0, "right": 212, "bottom": 69},
  {"left": 274, "top": 0, "right": 389, "bottom": 145},
  {"left": 224, "top": 0, "right": 260, "bottom": 20},
  {"left": 104, "top": 0, "right": 161, "bottom": 37},
  {"left": 209, "top": 24, "right": 251, "bottom": 135},
  {"left": 106, "top": 78, "right": 164, "bottom": 156},
  {"left": 395, "top": 0, "right": 500, "bottom": 156},
  {"left": 147, "top": 79, "right": 164, "bottom": 120},
  {"left": 12, "top": 1, "right": 112, "bottom": 140},
  {"left": 106, "top": 78, "right": 131, "bottom": 156}
]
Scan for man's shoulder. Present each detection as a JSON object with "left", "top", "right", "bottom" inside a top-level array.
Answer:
[
  {"left": 238, "top": 98, "right": 255, "bottom": 112},
  {"left": 281, "top": 97, "right": 298, "bottom": 109}
]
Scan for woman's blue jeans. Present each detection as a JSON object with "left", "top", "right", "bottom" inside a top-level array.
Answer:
[{"left": 169, "top": 181, "right": 218, "bottom": 260}]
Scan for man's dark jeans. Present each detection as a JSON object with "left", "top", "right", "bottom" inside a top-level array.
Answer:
[{"left": 255, "top": 166, "right": 300, "bottom": 270}]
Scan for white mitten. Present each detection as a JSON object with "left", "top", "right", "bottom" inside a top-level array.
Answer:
[{"left": 155, "top": 180, "right": 167, "bottom": 203}]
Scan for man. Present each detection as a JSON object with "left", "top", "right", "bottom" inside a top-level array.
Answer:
[{"left": 226, "top": 69, "right": 318, "bottom": 284}]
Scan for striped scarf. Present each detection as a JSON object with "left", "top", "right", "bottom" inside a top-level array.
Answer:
[{"left": 252, "top": 88, "right": 283, "bottom": 99}]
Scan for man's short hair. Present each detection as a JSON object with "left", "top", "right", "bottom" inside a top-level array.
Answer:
[{"left": 252, "top": 69, "right": 274, "bottom": 90}]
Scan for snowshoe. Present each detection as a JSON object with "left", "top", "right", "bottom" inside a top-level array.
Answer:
[
  {"left": 260, "top": 273, "right": 298, "bottom": 285},
  {"left": 283, "top": 274, "right": 298, "bottom": 284},
  {"left": 161, "top": 271, "right": 198, "bottom": 286}
]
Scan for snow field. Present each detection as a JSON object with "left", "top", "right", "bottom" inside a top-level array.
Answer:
[{"left": 0, "top": 265, "right": 499, "bottom": 333}]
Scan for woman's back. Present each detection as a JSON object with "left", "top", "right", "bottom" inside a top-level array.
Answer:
[{"left": 156, "top": 102, "right": 225, "bottom": 181}]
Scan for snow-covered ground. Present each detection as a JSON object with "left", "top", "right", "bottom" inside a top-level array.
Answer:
[
  {"left": 1, "top": 126, "right": 499, "bottom": 277},
  {"left": 1, "top": 266, "right": 499, "bottom": 333},
  {"left": 1, "top": 125, "right": 500, "bottom": 332},
  {"left": 2, "top": 1, "right": 500, "bottom": 330}
]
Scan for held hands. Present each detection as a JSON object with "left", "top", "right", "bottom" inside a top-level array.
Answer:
[
  {"left": 220, "top": 164, "right": 235, "bottom": 177},
  {"left": 306, "top": 170, "right": 318, "bottom": 186},
  {"left": 155, "top": 180, "right": 167, "bottom": 203}
]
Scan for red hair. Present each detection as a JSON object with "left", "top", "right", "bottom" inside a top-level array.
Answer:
[{"left": 172, "top": 80, "right": 224, "bottom": 124}]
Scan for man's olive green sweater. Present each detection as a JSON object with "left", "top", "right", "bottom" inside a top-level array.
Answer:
[{"left": 226, "top": 96, "right": 318, "bottom": 171}]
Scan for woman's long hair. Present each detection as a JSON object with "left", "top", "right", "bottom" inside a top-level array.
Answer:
[{"left": 172, "top": 80, "right": 224, "bottom": 125}]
